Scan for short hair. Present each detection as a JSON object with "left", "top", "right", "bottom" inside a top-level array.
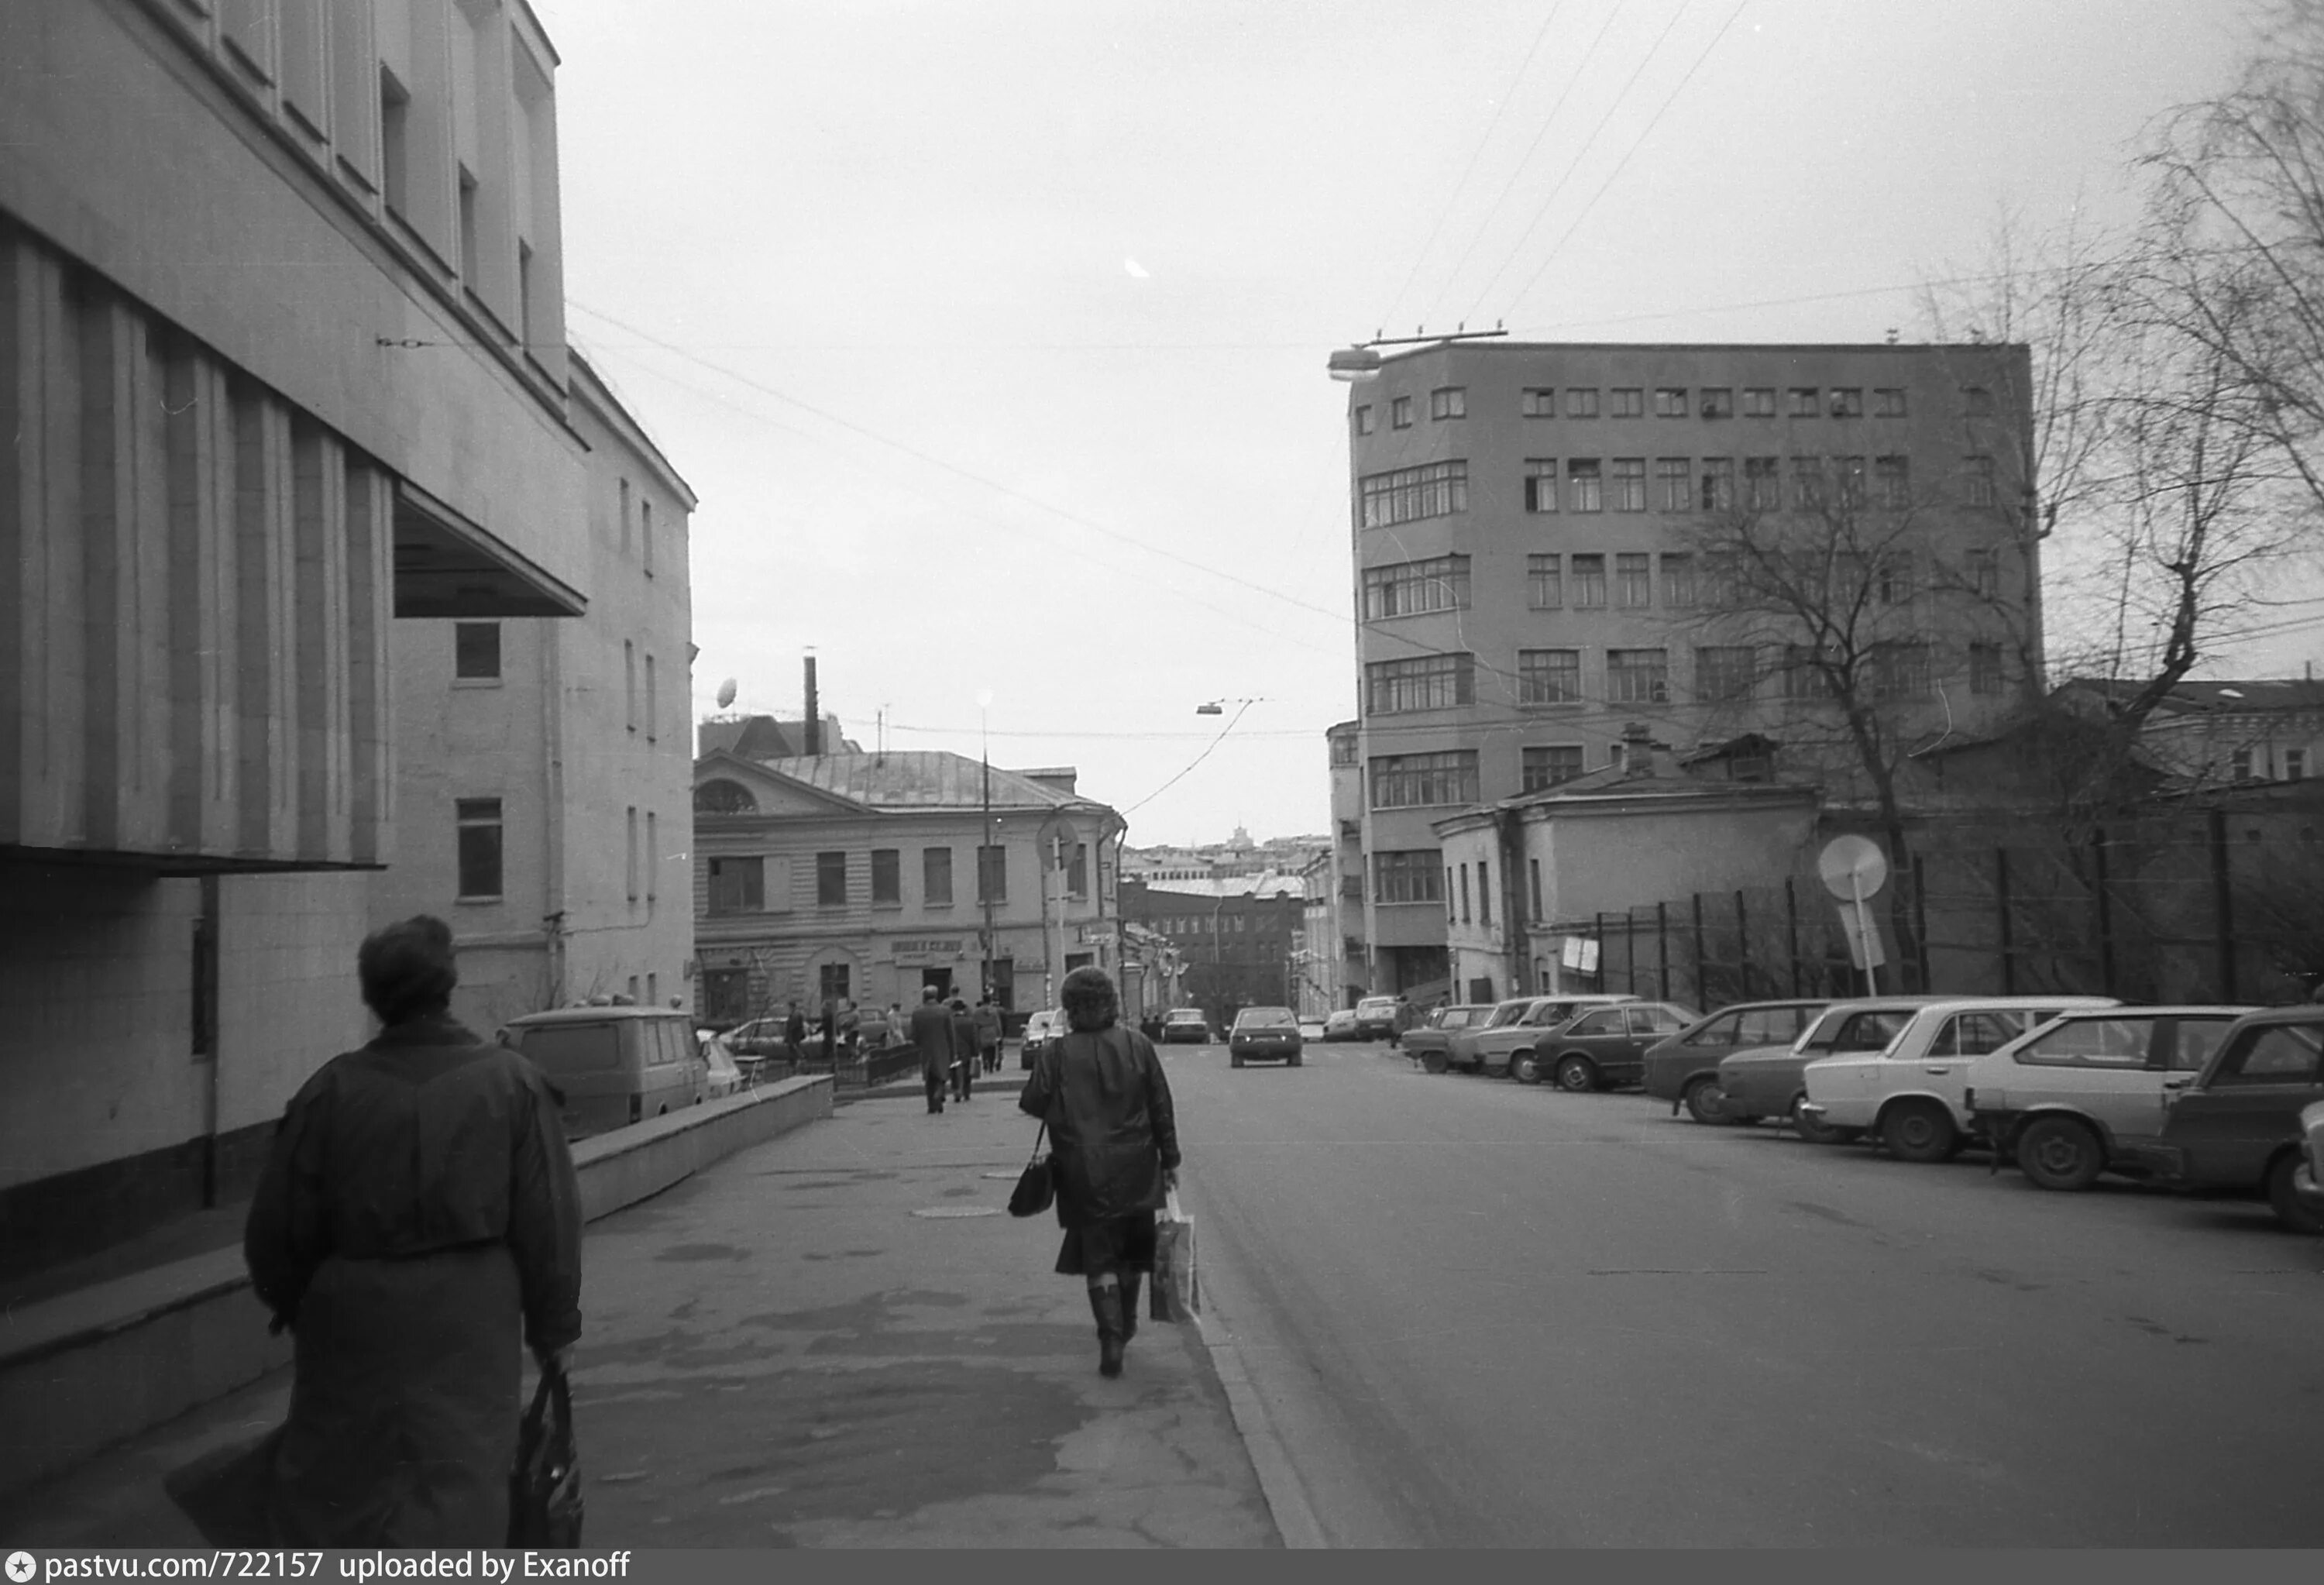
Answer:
[
  {"left": 921, "top": 985, "right": 938, "bottom": 999},
  {"left": 1061, "top": 965, "right": 1119, "bottom": 1032},
  {"left": 358, "top": 916, "right": 457, "bottom": 1025}
]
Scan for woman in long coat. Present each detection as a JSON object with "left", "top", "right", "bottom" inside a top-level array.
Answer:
[
  {"left": 1017, "top": 965, "right": 1181, "bottom": 1377},
  {"left": 242, "top": 916, "right": 583, "bottom": 1545}
]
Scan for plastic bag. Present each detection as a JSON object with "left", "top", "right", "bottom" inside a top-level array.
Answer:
[
  {"left": 1151, "top": 1187, "right": 1197, "bottom": 1322},
  {"left": 508, "top": 1360, "right": 583, "bottom": 1549}
]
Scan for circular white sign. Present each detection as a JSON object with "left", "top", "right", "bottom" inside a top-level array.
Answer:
[{"left": 1817, "top": 835, "right": 1889, "bottom": 900}]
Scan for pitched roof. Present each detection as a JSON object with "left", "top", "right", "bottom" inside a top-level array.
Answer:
[
  {"left": 696, "top": 714, "right": 862, "bottom": 758},
  {"left": 749, "top": 751, "right": 1103, "bottom": 813},
  {"left": 2060, "top": 677, "right": 2324, "bottom": 717}
]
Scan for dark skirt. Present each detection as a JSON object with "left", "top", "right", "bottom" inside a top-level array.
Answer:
[{"left": 1054, "top": 1211, "right": 1157, "bottom": 1277}]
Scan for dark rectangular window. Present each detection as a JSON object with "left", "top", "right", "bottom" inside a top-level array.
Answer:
[
  {"left": 1875, "top": 455, "right": 1910, "bottom": 509},
  {"left": 1528, "top": 554, "right": 1562, "bottom": 608},
  {"left": 1366, "top": 653, "right": 1476, "bottom": 714},
  {"left": 454, "top": 621, "right": 500, "bottom": 679},
  {"left": 871, "top": 848, "right": 901, "bottom": 903},
  {"left": 1615, "top": 553, "right": 1652, "bottom": 608},
  {"left": 1430, "top": 386, "right": 1466, "bottom": 420},
  {"left": 1700, "top": 457, "right": 1735, "bottom": 512},
  {"left": 1872, "top": 641, "right": 1934, "bottom": 699},
  {"left": 1607, "top": 648, "right": 1671, "bottom": 704},
  {"left": 1744, "top": 387, "right": 1776, "bottom": 418},
  {"left": 1654, "top": 387, "right": 1688, "bottom": 418},
  {"left": 1566, "top": 459, "right": 1603, "bottom": 512},
  {"left": 1570, "top": 553, "right": 1607, "bottom": 607},
  {"left": 1874, "top": 387, "right": 1906, "bottom": 418},
  {"left": 1369, "top": 751, "right": 1480, "bottom": 810},
  {"left": 1354, "top": 405, "right": 1374, "bottom": 435},
  {"left": 1518, "top": 648, "right": 1582, "bottom": 705},
  {"left": 1837, "top": 456, "right": 1867, "bottom": 508},
  {"left": 1521, "top": 387, "right": 1556, "bottom": 418},
  {"left": 1967, "top": 546, "right": 1999, "bottom": 598},
  {"left": 1660, "top": 553, "right": 1696, "bottom": 607},
  {"left": 1524, "top": 458, "right": 1559, "bottom": 513},
  {"left": 1961, "top": 455, "right": 1997, "bottom": 508},
  {"left": 924, "top": 847, "right": 954, "bottom": 906},
  {"left": 1745, "top": 456, "right": 1782, "bottom": 511},
  {"left": 1611, "top": 387, "right": 1644, "bottom": 418},
  {"left": 1695, "top": 645, "right": 1755, "bottom": 700},
  {"left": 1069, "top": 843, "right": 1089, "bottom": 897},
  {"left": 1830, "top": 387, "right": 1864, "bottom": 418},
  {"left": 978, "top": 844, "right": 1008, "bottom": 904},
  {"left": 708, "top": 855, "right": 764, "bottom": 915},
  {"left": 379, "top": 65, "right": 411, "bottom": 215},
  {"left": 1373, "top": 850, "right": 1445, "bottom": 903},
  {"left": 1700, "top": 387, "right": 1734, "bottom": 419},
  {"left": 1363, "top": 554, "right": 1471, "bottom": 618},
  {"left": 1970, "top": 643, "right": 2003, "bottom": 696},
  {"left": 816, "top": 850, "right": 847, "bottom": 906},
  {"left": 1479, "top": 860, "right": 1490, "bottom": 925},
  {"left": 1789, "top": 387, "right": 1820, "bottom": 417},
  {"left": 1392, "top": 396, "right": 1413, "bottom": 428},
  {"left": 456, "top": 798, "right": 503, "bottom": 899},
  {"left": 1611, "top": 459, "right": 1648, "bottom": 512},
  {"left": 1522, "top": 745, "right": 1586, "bottom": 791},
  {"left": 1656, "top": 457, "right": 1690, "bottom": 512},
  {"left": 1566, "top": 388, "right": 1600, "bottom": 419},
  {"left": 1359, "top": 460, "right": 1469, "bottom": 528}
]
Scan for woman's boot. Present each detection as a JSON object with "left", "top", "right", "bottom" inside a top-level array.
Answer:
[
  {"left": 1087, "top": 1283, "right": 1126, "bottom": 1377},
  {"left": 1116, "top": 1270, "right": 1142, "bottom": 1345}
]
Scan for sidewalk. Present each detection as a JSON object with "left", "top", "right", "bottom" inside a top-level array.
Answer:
[{"left": 0, "top": 1087, "right": 1284, "bottom": 1549}]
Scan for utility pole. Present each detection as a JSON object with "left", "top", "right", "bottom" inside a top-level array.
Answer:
[{"left": 981, "top": 736, "right": 994, "bottom": 1008}]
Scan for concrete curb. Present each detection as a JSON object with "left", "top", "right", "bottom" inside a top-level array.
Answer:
[{"left": 1186, "top": 1242, "right": 1328, "bottom": 1549}]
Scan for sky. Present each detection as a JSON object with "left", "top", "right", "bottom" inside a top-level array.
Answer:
[{"left": 529, "top": 0, "right": 2287, "bottom": 847}]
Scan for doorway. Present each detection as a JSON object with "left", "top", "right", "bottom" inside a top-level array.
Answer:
[{"left": 920, "top": 967, "right": 954, "bottom": 1000}]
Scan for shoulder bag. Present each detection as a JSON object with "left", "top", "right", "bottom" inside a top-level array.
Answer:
[{"left": 1008, "top": 1120, "right": 1055, "bottom": 1217}]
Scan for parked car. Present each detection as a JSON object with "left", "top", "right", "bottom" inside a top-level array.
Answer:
[
  {"left": 699, "top": 1031, "right": 746, "bottom": 1098},
  {"left": 1229, "top": 1006, "right": 1304, "bottom": 1068},
  {"left": 1298, "top": 1018, "right": 1327, "bottom": 1041},
  {"left": 1322, "top": 1009, "right": 1361, "bottom": 1042},
  {"left": 1965, "top": 1006, "right": 2254, "bottom": 1190},
  {"left": 505, "top": 1006, "right": 706, "bottom": 1140},
  {"left": 1020, "top": 1008, "right": 1067, "bottom": 1069},
  {"left": 1716, "top": 996, "right": 1953, "bottom": 1137},
  {"left": 2114, "top": 1008, "right": 2324, "bottom": 1232},
  {"left": 1521, "top": 1000, "right": 1700, "bottom": 1090},
  {"left": 1403, "top": 1003, "right": 1497, "bottom": 1074},
  {"left": 1449, "top": 994, "right": 1639, "bottom": 1076},
  {"left": 724, "top": 1015, "right": 795, "bottom": 1062},
  {"left": 1160, "top": 1007, "right": 1212, "bottom": 1045},
  {"left": 2292, "top": 1097, "right": 2324, "bottom": 1219},
  {"left": 1642, "top": 999, "right": 1830, "bottom": 1124},
  {"left": 1353, "top": 995, "right": 1406, "bottom": 1043},
  {"left": 1798, "top": 995, "right": 2120, "bottom": 1162}
]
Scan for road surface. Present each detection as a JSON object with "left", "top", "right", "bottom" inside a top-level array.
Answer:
[{"left": 1166, "top": 1035, "right": 2324, "bottom": 1547}]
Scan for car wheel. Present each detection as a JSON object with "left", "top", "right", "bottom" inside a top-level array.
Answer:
[
  {"left": 1231, "top": 1053, "right": 1245, "bottom": 1068},
  {"left": 1554, "top": 1055, "right": 1597, "bottom": 1093},
  {"left": 1683, "top": 1077, "right": 1729, "bottom": 1126},
  {"left": 1290, "top": 1054, "right": 1303, "bottom": 1067},
  {"left": 1422, "top": 1049, "right": 1447, "bottom": 1074},
  {"left": 1882, "top": 1099, "right": 1958, "bottom": 1164},
  {"left": 1789, "top": 1095, "right": 1854, "bottom": 1145},
  {"left": 2016, "top": 1115, "right": 2106, "bottom": 1192},
  {"left": 2266, "top": 1151, "right": 2324, "bottom": 1233},
  {"left": 1510, "top": 1050, "right": 1543, "bottom": 1085}
]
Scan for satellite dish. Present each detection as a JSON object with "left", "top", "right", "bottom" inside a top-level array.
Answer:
[
  {"left": 716, "top": 678, "right": 737, "bottom": 710},
  {"left": 1817, "top": 835, "right": 1889, "bottom": 902}
]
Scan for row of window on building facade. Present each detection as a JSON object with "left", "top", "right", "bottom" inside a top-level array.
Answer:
[
  {"left": 452, "top": 626, "right": 668, "bottom": 738},
  {"left": 1363, "top": 548, "right": 1999, "bottom": 622},
  {"left": 1357, "top": 382, "right": 1997, "bottom": 433},
  {"left": 1363, "top": 638, "right": 2003, "bottom": 719},
  {"left": 703, "top": 844, "right": 1092, "bottom": 916},
  {"left": 1359, "top": 453, "right": 2005, "bottom": 528},
  {"left": 1366, "top": 848, "right": 1559, "bottom": 926},
  {"left": 453, "top": 799, "right": 662, "bottom": 909}
]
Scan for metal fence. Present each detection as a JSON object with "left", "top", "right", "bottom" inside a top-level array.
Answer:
[{"left": 1585, "top": 809, "right": 2324, "bottom": 1010}]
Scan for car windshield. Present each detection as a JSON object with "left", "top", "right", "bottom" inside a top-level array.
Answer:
[
  {"left": 1484, "top": 1001, "right": 1530, "bottom": 1028},
  {"left": 1167, "top": 1010, "right": 1203, "bottom": 1022},
  {"left": 1237, "top": 1008, "right": 1296, "bottom": 1027},
  {"left": 1799, "top": 1007, "right": 1916, "bottom": 1054}
]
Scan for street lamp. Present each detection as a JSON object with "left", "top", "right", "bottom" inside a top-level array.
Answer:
[
  {"left": 978, "top": 689, "right": 995, "bottom": 1013},
  {"left": 1195, "top": 696, "right": 1270, "bottom": 716}
]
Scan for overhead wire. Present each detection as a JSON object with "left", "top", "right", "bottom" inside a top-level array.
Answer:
[{"left": 1119, "top": 701, "right": 1260, "bottom": 815}]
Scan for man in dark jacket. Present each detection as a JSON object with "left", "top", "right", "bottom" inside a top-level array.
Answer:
[
  {"left": 908, "top": 986, "right": 953, "bottom": 1113},
  {"left": 948, "top": 997, "right": 978, "bottom": 1102},
  {"left": 973, "top": 996, "right": 1004, "bottom": 1074},
  {"left": 782, "top": 1000, "right": 807, "bottom": 1067}
]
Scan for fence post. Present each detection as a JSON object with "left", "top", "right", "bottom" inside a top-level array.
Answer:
[
  {"left": 1911, "top": 856, "right": 1930, "bottom": 993},
  {"left": 2209, "top": 809, "right": 2237, "bottom": 1000},
  {"left": 1734, "top": 889, "right": 1751, "bottom": 999},
  {"left": 1593, "top": 911, "right": 1607, "bottom": 992},
  {"left": 2090, "top": 826, "right": 2115, "bottom": 996},
  {"left": 1995, "top": 848, "right": 2015, "bottom": 995},
  {"left": 1784, "top": 877, "right": 1800, "bottom": 995},
  {"left": 1627, "top": 910, "right": 1639, "bottom": 995},
  {"left": 1656, "top": 902, "right": 1671, "bottom": 1002},
  {"left": 1690, "top": 892, "right": 1707, "bottom": 1007}
]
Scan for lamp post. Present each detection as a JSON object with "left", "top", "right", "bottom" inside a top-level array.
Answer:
[{"left": 978, "top": 690, "right": 995, "bottom": 1012}]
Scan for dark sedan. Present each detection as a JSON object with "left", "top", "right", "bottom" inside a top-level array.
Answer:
[
  {"left": 1642, "top": 999, "right": 1830, "bottom": 1124},
  {"left": 1229, "top": 1006, "right": 1304, "bottom": 1068},
  {"left": 2113, "top": 1007, "right": 2324, "bottom": 1232},
  {"left": 1520, "top": 1001, "right": 1698, "bottom": 1090}
]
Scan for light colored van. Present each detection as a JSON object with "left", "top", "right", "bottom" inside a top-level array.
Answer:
[{"left": 505, "top": 1006, "right": 707, "bottom": 1139}]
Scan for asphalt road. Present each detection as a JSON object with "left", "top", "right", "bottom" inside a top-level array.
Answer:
[{"left": 1164, "top": 1035, "right": 2324, "bottom": 1548}]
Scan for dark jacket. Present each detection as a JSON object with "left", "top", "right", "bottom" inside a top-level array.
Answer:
[
  {"left": 949, "top": 1006, "right": 977, "bottom": 1065},
  {"left": 908, "top": 999, "right": 954, "bottom": 1078},
  {"left": 1018, "top": 1024, "right": 1180, "bottom": 1222}
]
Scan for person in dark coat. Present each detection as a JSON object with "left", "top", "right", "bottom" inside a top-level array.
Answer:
[
  {"left": 973, "top": 996, "right": 1004, "bottom": 1074},
  {"left": 949, "top": 997, "right": 978, "bottom": 1102},
  {"left": 782, "top": 1000, "right": 807, "bottom": 1066},
  {"left": 819, "top": 996, "right": 837, "bottom": 1066},
  {"left": 908, "top": 985, "right": 954, "bottom": 1114},
  {"left": 241, "top": 915, "right": 583, "bottom": 1545},
  {"left": 1017, "top": 965, "right": 1181, "bottom": 1378}
]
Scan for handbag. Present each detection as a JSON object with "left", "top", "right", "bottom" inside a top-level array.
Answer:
[
  {"left": 1152, "top": 1185, "right": 1198, "bottom": 1322},
  {"left": 1008, "top": 1122, "right": 1055, "bottom": 1217},
  {"left": 509, "top": 1359, "right": 584, "bottom": 1549}
]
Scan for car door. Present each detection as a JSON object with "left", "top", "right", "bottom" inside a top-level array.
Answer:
[
  {"left": 1559, "top": 1007, "right": 1628, "bottom": 1065},
  {"left": 2002, "top": 1015, "right": 2159, "bottom": 1138},
  {"left": 2168, "top": 1024, "right": 2324, "bottom": 1186},
  {"left": 1616, "top": 1006, "right": 1682, "bottom": 1075},
  {"left": 1913, "top": 1009, "right": 2027, "bottom": 1119}
]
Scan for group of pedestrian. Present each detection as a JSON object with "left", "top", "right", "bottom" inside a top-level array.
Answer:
[
  {"left": 906, "top": 986, "right": 1009, "bottom": 1110},
  {"left": 201, "top": 922, "right": 1183, "bottom": 1546}
]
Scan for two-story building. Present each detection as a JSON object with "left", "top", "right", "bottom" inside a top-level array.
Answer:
[{"left": 691, "top": 751, "right": 1125, "bottom": 1022}]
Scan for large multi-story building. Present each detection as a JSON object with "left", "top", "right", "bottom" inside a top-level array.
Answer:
[
  {"left": 691, "top": 751, "right": 1124, "bottom": 1023},
  {"left": 370, "top": 355, "right": 697, "bottom": 1027},
  {"left": 2, "top": 0, "right": 595, "bottom": 1274},
  {"left": 1120, "top": 875, "right": 1305, "bottom": 1026},
  {"left": 1345, "top": 340, "right": 2042, "bottom": 995}
]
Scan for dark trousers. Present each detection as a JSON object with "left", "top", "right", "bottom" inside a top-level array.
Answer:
[
  {"left": 925, "top": 1071, "right": 945, "bottom": 1113},
  {"left": 954, "top": 1060, "right": 973, "bottom": 1101},
  {"left": 982, "top": 1040, "right": 1000, "bottom": 1073}
]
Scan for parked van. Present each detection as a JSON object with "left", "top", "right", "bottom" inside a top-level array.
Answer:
[{"left": 504, "top": 1006, "right": 707, "bottom": 1139}]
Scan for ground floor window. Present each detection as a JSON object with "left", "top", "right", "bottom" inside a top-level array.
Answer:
[{"left": 703, "top": 967, "right": 750, "bottom": 1024}]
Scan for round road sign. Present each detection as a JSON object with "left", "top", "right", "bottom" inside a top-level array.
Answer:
[{"left": 1817, "top": 835, "right": 1889, "bottom": 900}]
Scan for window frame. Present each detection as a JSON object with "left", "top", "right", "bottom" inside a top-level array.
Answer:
[
  {"left": 453, "top": 621, "right": 502, "bottom": 682},
  {"left": 456, "top": 796, "right": 504, "bottom": 902}
]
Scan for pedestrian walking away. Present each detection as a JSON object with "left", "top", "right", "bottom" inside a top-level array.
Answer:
[
  {"left": 974, "top": 995, "right": 1003, "bottom": 1074},
  {"left": 819, "top": 996, "right": 837, "bottom": 1067},
  {"left": 231, "top": 915, "right": 583, "bottom": 1544},
  {"left": 909, "top": 986, "right": 954, "bottom": 1114},
  {"left": 950, "top": 996, "right": 978, "bottom": 1102},
  {"left": 782, "top": 1000, "right": 807, "bottom": 1067},
  {"left": 1017, "top": 965, "right": 1181, "bottom": 1379}
]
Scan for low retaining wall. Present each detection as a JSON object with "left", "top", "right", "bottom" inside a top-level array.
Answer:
[{"left": 0, "top": 1074, "right": 833, "bottom": 1497}]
